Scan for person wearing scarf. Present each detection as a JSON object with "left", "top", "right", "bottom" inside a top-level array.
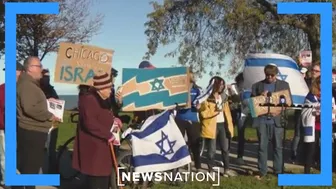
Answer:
[
  {"left": 199, "top": 76, "right": 237, "bottom": 177},
  {"left": 301, "top": 76, "right": 321, "bottom": 173}
]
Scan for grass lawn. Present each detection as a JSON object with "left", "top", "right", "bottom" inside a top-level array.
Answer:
[
  {"left": 56, "top": 110, "right": 297, "bottom": 148},
  {"left": 56, "top": 110, "right": 336, "bottom": 189}
]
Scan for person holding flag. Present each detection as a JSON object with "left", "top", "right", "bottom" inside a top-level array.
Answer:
[
  {"left": 72, "top": 71, "right": 122, "bottom": 189},
  {"left": 175, "top": 68, "right": 202, "bottom": 172},
  {"left": 199, "top": 76, "right": 237, "bottom": 177}
]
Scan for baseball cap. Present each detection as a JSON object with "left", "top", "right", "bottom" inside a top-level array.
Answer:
[
  {"left": 139, "top": 61, "right": 155, "bottom": 69},
  {"left": 3, "top": 62, "right": 24, "bottom": 71}
]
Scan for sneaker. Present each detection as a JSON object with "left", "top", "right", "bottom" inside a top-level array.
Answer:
[
  {"left": 290, "top": 154, "right": 297, "bottom": 164},
  {"left": 224, "top": 169, "right": 238, "bottom": 177},
  {"left": 236, "top": 158, "right": 245, "bottom": 165},
  {"left": 255, "top": 174, "right": 270, "bottom": 181}
]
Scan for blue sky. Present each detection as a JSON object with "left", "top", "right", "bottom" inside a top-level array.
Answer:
[{"left": 0, "top": 0, "right": 232, "bottom": 94}]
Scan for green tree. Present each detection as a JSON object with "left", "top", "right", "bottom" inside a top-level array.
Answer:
[
  {"left": 0, "top": 0, "right": 103, "bottom": 62},
  {"left": 144, "top": 0, "right": 336, "bottom": 77}
]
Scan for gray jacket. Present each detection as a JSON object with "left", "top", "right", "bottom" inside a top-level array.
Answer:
[{"left": 17, "top": 73, "right": 53, "bottom": 133}]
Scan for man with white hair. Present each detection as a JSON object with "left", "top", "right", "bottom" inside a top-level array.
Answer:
[{"left": 15, "top": 56, "right": 60, "bottom": 189}]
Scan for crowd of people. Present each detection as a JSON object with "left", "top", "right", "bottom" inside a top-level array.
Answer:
[{"left": 0, "top": 55, "right": 331, "bottom": 189}]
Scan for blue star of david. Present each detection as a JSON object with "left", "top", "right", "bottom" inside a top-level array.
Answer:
[
  {"left": 155, "top": 131, "right": 176, "bottom": 156},
  {"left": 277, "top": 69, "right": 288, "bottom": 81},
  {"left": 150, "top": 78, "right": 165, "bottom": 92}
]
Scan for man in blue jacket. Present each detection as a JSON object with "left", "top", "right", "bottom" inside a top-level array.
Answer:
[{"left": 175, "top": 69, "right": 202, "bottom": 172}]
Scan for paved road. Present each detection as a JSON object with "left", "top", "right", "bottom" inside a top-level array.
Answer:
[{"left": 1, "top": 140, "right": 303, "bottom": 189}]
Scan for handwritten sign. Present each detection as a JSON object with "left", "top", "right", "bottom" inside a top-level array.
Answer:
[
  {"left": 247, "top": 89, "right": 292, "bottom": 118},
  {"left": 121, "top": 67, "right": 191, "bottom": 112},
  {"left": 54, "top": 42, "right": 114, "bottom": 85}
]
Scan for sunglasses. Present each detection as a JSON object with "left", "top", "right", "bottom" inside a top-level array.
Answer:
[{"left": 266, "top": 74, "right": 275, "bottom": 77}]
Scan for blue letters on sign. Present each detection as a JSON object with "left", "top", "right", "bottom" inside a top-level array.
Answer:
[
  {"left": 59, "top": 66, "right": 95, "bottom": 83},
  {"left": 5, "top": 2, "right": 60, "bottom": 186}
]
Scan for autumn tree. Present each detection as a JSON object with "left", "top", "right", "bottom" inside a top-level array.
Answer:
[
  {"left": 0, "top": 0, "right": 103, "bottom": 62},
  {"left": 144, "top": 0, "right": 336, "bottom": 77}
]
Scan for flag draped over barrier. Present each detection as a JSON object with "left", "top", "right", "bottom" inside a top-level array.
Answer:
[
  {"left": 130, "top": 110, "right": 191, "bottom": 173},
  {"left": 242, "top": 53, "right": 309, "bottom": 105}
]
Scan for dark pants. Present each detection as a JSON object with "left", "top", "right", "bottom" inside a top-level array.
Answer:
[
  {"left": 12, "top": 127, "right": 47, "bottom": 189},
  {"left": 175, "top": 118, "right": 201, "bottom": 169},
  {"left": 303, "top": 130, "right": 321, "bottom": 173},
  {"left": 291, "top": 110, "right": 302, "bottom": 160},
  {"left": 256, "top": 123, "right": 284, "bottom": 176},
  {"left": 47, "top": 128, "right": 58, "bottom": 174},
  {"left": 231, "top": 109, "right": 241, "bottom": 127},
  {"left": 205, "top": 122, "right": 230, "bottom": 170},
  {"left": 87, "top": 175, "right": 110, "bottom": 189},
  {"left": 237, "top": 114, "right": 249, "bottom": 158}
]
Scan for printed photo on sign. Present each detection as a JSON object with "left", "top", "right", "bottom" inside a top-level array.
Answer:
[
  {"left": 299, "top": 50, "right": 312, "bottom": 67},
  {"left": 47, "top": 99, "right": 66, "bottom": 122}
]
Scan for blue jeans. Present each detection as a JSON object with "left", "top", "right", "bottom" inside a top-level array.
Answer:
[
  {"left": 205, "top": 123, "right": 230, "bottom": 170},
  {"left": 256, "top": 123, "right": 284, "bottom": 176}
]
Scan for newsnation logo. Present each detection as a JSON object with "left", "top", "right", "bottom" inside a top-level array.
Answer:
[{"left": 117, "top": 167, "right": 221, "bottom": 186}]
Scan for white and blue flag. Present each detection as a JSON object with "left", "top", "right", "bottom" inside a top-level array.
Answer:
[
  {"left": 130, "top": 110, "right": 192, "bottom": 173},
  {"left": 242, "top": 53, "right": 309, "bottom": 105},
  {"left": 193, "top": 79, "right": 215, "bottom": 106}
]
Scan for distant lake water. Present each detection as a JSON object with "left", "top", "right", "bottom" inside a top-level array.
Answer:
[{"left": 59, "top": 95, "right": 78, "bottom": 110}]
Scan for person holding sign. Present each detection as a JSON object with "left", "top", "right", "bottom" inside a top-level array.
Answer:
[
  {"left": 16, "top": 57, "right": 61, "bottom": 189},
  {"left": 72, "top": 72, "right": 122, "bottom": 189},
  {"left": 250, "top": 64, "right": 291, "bottom": 180}
]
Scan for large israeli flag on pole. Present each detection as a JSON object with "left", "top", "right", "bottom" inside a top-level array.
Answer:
[
  {"left": 242, "top": 53, "right": 309, "bottom": 105},
  {"left": 130, "top": 110, "right": 191, "bottom": 173}
]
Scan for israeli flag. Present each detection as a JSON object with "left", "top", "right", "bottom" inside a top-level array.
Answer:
[
  {"left": 242, "top": 53, "right": 309, "bottom": 105},
  {"left": 193, "top": 79, "right": 215, "bottom": 106},
  {"left": 130, "top": 110, "right": 192, "bottom": 173}
]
